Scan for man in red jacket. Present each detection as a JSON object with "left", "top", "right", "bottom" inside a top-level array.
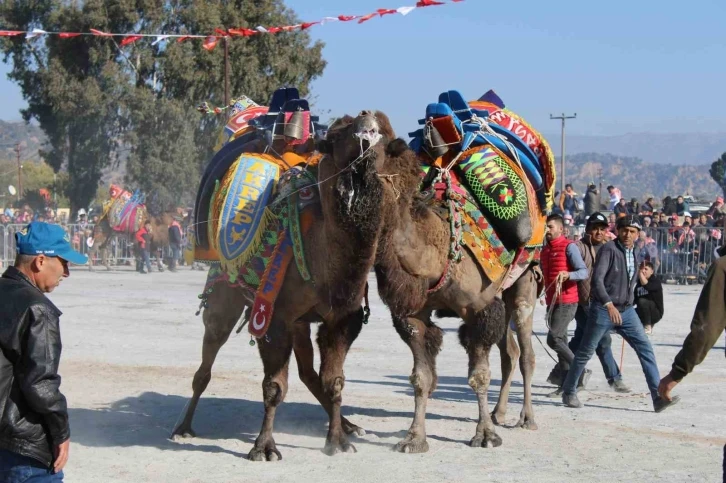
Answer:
[
  {"left": 135, "top": 221, "right": 152, "bottom": 274},
  {"left": 541, "top": 214, "right": 590, "bottom": 395}
]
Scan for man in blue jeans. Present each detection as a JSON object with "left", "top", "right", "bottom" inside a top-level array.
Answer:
[{"left": 561, "top": 216, "right": 679, "bottom": 412}]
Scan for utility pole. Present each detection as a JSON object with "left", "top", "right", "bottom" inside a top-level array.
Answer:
[
  {"left": 223, "top": 37, "right": 231, "bottom": 117},
  {"left": 549, "top": 113, "right": 577, "bottom": 193},
  {"left": 14, "top": 143, "right": 22, "bottom": 202},
  {"left": 597, "top": 167, "right": 603, "bottom": 210}
]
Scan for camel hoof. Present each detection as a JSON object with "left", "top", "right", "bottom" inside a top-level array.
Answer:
[
  {"left": 323, "top": 441, "right": 357, "bottom": 456},
  {"left": 469, "top": 432, "right": 502, "bottom": 448},
  {"left": 169, "top": 426, "right": 196, "bottom": 440},
  {"left": 342, "top": 418, "right": 366, "bottom": 437},
  {"left": 515, "top": 418, "right": 538, "bottom": 431},
  {"left": 393, "top": 438, "right": 429, "bottom": 454},
  {"left": 248, "top": 445, "right": 282, "bottom": 462},
  {"left": 491, "top": 412, "right": 506, "bottom": 427}
]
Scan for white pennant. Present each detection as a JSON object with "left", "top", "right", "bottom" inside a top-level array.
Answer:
[
  {"left": 320, "top": 16, "right": 340, "bottom": 25},
  {"left": 152, "top": 35, "right": 169, "bottom": 46},
  {"left": 256, "top": 26, "right": 268, "bottom": 33},
  {"left": 397, "top": 6, "right": 416, "bottom": 15},
  {"left": 26, "top": 28, "right": 47, "bottom": 40}
]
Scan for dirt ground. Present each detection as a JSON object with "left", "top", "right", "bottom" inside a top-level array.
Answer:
[{"left": 47, "top": 268, "right": 724, "bottom": 482}]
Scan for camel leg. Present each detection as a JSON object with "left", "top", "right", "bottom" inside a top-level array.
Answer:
[
  {"left": 171, "top": 287, "right": 245, "bottom": 439},
  {"left": 459, "top": 299, "right": 506, "bottom": 448},
  {"left": 491, "top": 325, "right": 519, "bottom": 426},
  {"left": 248, "top": 318, "right": 293, "bottom": 462},
  {"left": 391, "top": 310, "right": 443, "bottom": 454},
  {"left": 317, "top": 308, "right": 365, "bottom": 456},
  {"left": 513, "top": 301, "right": 537, "bottom": 430},
  {"left": 291, "top": 323, "right": 365, "bottom": 436}
]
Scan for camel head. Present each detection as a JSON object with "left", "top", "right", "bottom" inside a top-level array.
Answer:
[{"left": 317, "top": 110, "right": 395, "bottom": 173}]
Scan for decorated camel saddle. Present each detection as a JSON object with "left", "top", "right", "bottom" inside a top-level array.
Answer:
[
  {"left": 193, "top": 87, "right": 327, "bottom": 341},
  {"left": 102, "top": 185, "right": 147, "bottom": 235},
  {"left": 410, "top": 90, "right": 556, "bottom": 291}
]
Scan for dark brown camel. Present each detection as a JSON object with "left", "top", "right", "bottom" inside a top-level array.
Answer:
[
  {"left": 362, "top": 135, "right": 543, "bottom": 451},
  {"left": 171, "top": 111, "right": 393, "bottom": 460},
  {"left": 89, "top": 211, "right": 171, "bottom": 271}
]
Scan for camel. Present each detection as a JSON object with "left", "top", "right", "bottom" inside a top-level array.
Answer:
[
  {"left": 346, "top": 129, "right": 546, "bottom": 451},
  {"left": 89, "top": 211, "right": 171, "bottom": 271},
  {"left": 171, "top": 111, "right": 393, "bottom": 460}
]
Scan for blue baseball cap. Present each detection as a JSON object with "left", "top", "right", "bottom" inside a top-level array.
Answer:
[{"left": 15, "top": 222, "right": 88, "bottom": 265}]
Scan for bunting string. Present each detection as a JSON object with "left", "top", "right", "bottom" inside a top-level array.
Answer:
[{"left": 0, "top": 0, "right": 463, "bottom": 51}]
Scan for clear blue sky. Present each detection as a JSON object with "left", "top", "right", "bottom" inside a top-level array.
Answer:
[{"left": 2, "top": 0, "right": 725, "bottom": 138}]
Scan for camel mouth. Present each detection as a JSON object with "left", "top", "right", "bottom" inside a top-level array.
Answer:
[{"left": 353, "top": 111, "right": 382, "bottom": 151}]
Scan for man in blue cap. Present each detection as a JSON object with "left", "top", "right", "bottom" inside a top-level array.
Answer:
[{"left": 0, "top": 222, "right": 87, "bottom": 481}]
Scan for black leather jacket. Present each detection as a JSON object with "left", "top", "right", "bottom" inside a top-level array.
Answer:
[{"left": 0, "top": 266, "right": 69, "bottom": 467}]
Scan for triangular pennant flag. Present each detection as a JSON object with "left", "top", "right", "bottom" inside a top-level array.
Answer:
[
  {"left": 338, "top": 15, "right": 358, "bottom": 21},
  {"left": 267, "top": 27, "right": 282, "bottom": 34},
  {"left": 228, "top": 28, "right": 257, "bottom": 37},
  {"left": 120, "top": 35, "right": 143, "bottom": 46},
  {"left": 214, "top": 29, "right": 229, "bottom": 37},
  {"left": 280, "top": 25, "right": 299, "bottom": 32},
  {"left": 176, "top": 35, "right": 192, "bottom": 43},
  {"left": 301, "top": 22, "right": 319, "bottom": 30},
  {"left": 0, "top": 30, "right": 24, "bottom": 37},
  {"left": 396, "top": 6, "right": 417, "bottom": 15},
  {"left": 202, "top": 36, "right": 218, "bottom": 51},
  {"left": 26, "top": 28, "right": 47, "bottom": 40},
  {"left": 90, "top": 28, "right": 113, "bottom": 37},
  {"left": 151, "top": 35, "right": 169, "bottom": 45},
  {"left": 256, "top": 26, "right": 268, "bottom": 33},
  {"left": 416, "top": 0, "right": 445, "bottom": 6},
  {"left": 358, "top": 13, "right": 377, "bottom": 24},
  {"left": 377, "top": 8, "right": 398, "bottom": 16},
  {"left": 59, "top": 32, "right": 82, "bottom": 38},
  {"left": 320, "top": 17, "right": 339, "bottom": 24}
]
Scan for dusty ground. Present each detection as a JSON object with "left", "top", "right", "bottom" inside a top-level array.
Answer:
[{"left": 47, "top": 268, "right": 724, "bottom": 482}]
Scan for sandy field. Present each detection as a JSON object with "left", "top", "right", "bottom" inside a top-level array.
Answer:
[{"left": 44, "top": 267, "right": 725, "bottom": 482}]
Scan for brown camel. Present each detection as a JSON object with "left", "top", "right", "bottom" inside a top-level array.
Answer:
[
  {"left": 357, "top": 133, "right": 544, "bottom": 451},
  {"left": 90, "top": 211, "right": 171, "bottom": 271},
  {"left": 171, "top": 111, "right": 393, "bottom": 460}
]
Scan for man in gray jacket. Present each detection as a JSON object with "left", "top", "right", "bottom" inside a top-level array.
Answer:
[{"left": 561, "top": 216, "right": 679, "bottom": 412}]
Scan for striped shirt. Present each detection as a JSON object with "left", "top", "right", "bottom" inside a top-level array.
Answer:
[{"left": 618, "top": 240, "right": 635, "bottom": 282}]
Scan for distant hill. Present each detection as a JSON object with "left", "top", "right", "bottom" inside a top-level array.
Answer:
[
  {"left": 545, "top": 132, "right": 726, "bottom": 166},
  {"left": 0, "top": 120, "right": 45, "bottom": 160},
  {"left": 562, "top": 152, "right": 719, "bottom": 201}
]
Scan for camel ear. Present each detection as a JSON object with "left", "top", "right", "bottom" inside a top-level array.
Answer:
[{"left": 386, "top": 138, "right": 409, "bottom": 157}]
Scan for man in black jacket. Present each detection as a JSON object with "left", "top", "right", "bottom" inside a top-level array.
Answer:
[
  {"left": 560, "top": 216, "right": 679, "bottom": 412},
  {"left": 0, "top": 222, "right": 87, "bottom": 481}
]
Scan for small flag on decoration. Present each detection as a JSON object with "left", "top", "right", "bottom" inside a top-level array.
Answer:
[
  {"left": 255, "top": 26, "right": 269, "bottom": 33},
  {"left": 90, "top": 28, "right": 113, "bottom": 37},
  {"left": 202, "top": 36, "right": 218, "bottom": 51},
  {"left": 120, "top": 35, "right": 143, "bottom": 46},
  {"left": 358, "top": 13, "right": 377, "bottom": 24},
  {"left": 228, "top": 28, "right": 257, "bottom": 37},
  {"left": 59, "top": 33, "right": 82, "bottom": 38},
  {"left": 321, "top": 17, "right": 339, "bottom": 24},
  {"left": 301, "top": 22, "right": 319, "bottom": 30},
  {"left": 377, "top": 8, "right": 399, "bottom": 16},
  {"left": 0, "top": 30, "right": 24, "bottom": 37},
  {"left": 416, "top": 0, "right": 445, "bottom": 6},
  {"left": 152, "top": 35, "right": 170, "bottom": 46},
  {"left": 176, "top": 35, "right": 192, "bottom": 43},
  {"left": 397, "top": 6, "right": 417, "bottom": 15},
  {"left": 26, "top": 28, "right": 47, "bottom": 40},
  {"left": 338, "top": 15, "right": 358, "bottom": 21}
]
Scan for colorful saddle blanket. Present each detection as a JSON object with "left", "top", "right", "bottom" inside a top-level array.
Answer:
[{"left": 104, "top": 196, "right": 146, "bottom": 234}]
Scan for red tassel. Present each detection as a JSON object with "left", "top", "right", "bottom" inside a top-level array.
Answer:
[{"left": 120, "top": 35, "right": 143, "bottom": 46}]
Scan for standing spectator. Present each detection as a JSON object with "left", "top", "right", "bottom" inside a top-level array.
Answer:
[
  {"left": 635, "top": 261, "right": 663, "bottom": 335},
  {"left": 167, "top": 217, "right": 183, "bottom": 273},
  {"left": 657, "top": 212, "right": 670, "bottom": 228},
  {"left": 662, "top": 196, "right": 678, "bottom": 215},
  {"left": 641, "top": 197, "right": 655, "bottom": 216},
  {"left": 675, "top": 195, "right": 690, "bottom": 216},
  {"left": 541, "top": 214, "right": 590, "bottom": 394},
  {"left": 698, "top": 213, "right": 712, "bottom": 227},
  {"left": 560, "top": 216, "right": 678, "bottom": 412},
  {"left": 583, "top": 183, "right": 599, "bottom": 216},
  {"left": 559, "top": 184, "right": 578, "bottom": 217},
  {"left": 0, "top": 222, "right": 89, "bottom": 481},
  {"left": 607, "top": 185, "right": 622, "bottom": 210},
  {"left": 706, "top": 197, "right": 724, "bottom": 218},
  {"left": 637, "top": 229, "right": 658, "bottom": 267},
  {"left": 569, "top": 212, "right": 630, "bottom": 393},
  {"left": 135, "top": 221, "right": 152, "bottom": 274},
  {"left": 627, "top": 198, "right": 640, "bottom": 216},
  {"left": 613, "top": 198, "right": 629, "bottom": 217}
]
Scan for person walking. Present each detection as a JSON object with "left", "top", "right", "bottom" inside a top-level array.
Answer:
[
  {"left": 582, "top": 184, "right": 599, "bottom": 216},
  {"left": 658, "top": 246, "right": 725, "bottom": 479},
  {"left": 635, "top": 261, "right": 663, "bottom": 335},
  {"left": 540, "top": 214, "right": 589, "bottom": 394},
  {"left": 0, "top": 222, "right": 88, "bottom": 481},
  {"left": 167, "top": 217, "right": 182, "bottom": 273},
  {"left": 561, "top": 216, "right": 679, "bottom": 412},
  {"left": 569, "top": 212, "right": 630, "bottom": 393}
]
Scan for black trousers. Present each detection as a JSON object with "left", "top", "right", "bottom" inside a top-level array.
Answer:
[
  {"left": 546, "top": 303, "right": 578, "bottom": 372},
  {"left": 636, "top": 298, "right": 662, "bottom": 326}
]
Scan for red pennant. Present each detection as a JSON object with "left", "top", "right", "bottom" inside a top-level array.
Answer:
[
  {"left": 301, "top": 22, "right": 319, "bottom": 30},
  {"left": 90, "top": 28, "right": 113, "bottom": 36},
  {"left": 214, "top": 28, "right": 229, "bottom": 37},
  {"left": 176, "top": 35, "right": 192, "bottom": 43},
  {"left": 338, "top": 15, "right": 358, "bottom": 21},
  {"left": 266, "top": 27, "right": 282, "bottom": 34},
  {"left": 416, "top": 0, "right": 445, "bottom": 6},
  {"left": 228, "top": 28, "right": 257, "bottom": 37},
  {"left": 119, "top": 35, "right": 143, "bottom": 46},
  {"left": 202, "top": 36, "right": 218, "bottom": 51},
  {"left": 0, "top": 30, "right": 24, "bottom": 37},
  {"left": 59, "top": 32, "right": 82, "bottom": 38},
  {"left": 377, "top": 8, "right": 398, "bottom": 16},
  {"left": 281, "top": 25, "right": 298, "bottom": 32},
  {"left": 357, "top": 13, "right": 377, "bottom": 24}
]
